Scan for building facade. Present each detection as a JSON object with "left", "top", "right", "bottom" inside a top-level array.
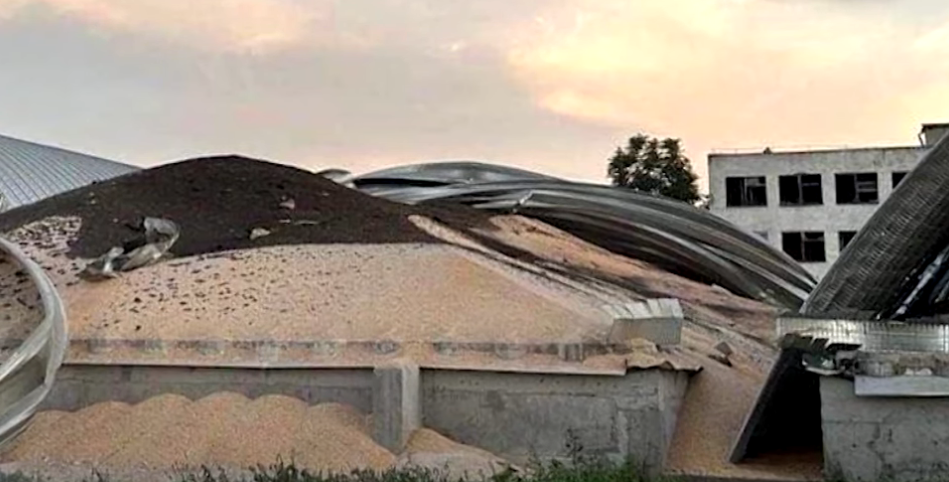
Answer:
[{"left": 708, "top": 124, "right": 947, "bottom": 279}]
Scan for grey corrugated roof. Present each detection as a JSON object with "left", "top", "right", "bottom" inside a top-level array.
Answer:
[{"left": 0, "top": 134, "right": 138, "bottom": 211}]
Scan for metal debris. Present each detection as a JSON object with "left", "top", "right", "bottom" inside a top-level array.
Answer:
[
  {"left": 349, "top": 162, "right": 816, "bottom": 309},
  {"left": 249, "top": 228, "right": 272, "bottom": 240},
  {"left": 81, "top": 217, "right": 179, "bottom": 280}
]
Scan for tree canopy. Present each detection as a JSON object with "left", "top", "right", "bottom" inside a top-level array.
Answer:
[{"left": 607, "top": 134, "right": 701, "bottom": 205}]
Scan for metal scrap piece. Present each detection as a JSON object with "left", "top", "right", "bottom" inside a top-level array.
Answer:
[{"left": 81, "top": 217, "right": 180, "bottom": 281}]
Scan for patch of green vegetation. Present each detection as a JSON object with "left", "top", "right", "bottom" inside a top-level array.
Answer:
[
  {"left": 0, "top": 472, "right": 40, "bottom": 482},
  {"left": 174, "top": 457, "right": 648, "bottom": 482}
]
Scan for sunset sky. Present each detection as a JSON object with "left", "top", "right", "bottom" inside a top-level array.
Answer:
[{"left": 0, "top": 0, "right": 947, "bottom": 190}]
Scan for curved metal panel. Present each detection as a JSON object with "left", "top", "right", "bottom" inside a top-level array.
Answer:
[
  {"left": 351, "top": 162, "right": 816, "bottom": 308},
  {"left": 0, "top": 237, "right": 68, "bottom": 449}
]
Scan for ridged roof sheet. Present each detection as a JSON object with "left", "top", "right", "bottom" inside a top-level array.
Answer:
[{"left": 0, "top": 134, "right": 138, "bottom": 210}]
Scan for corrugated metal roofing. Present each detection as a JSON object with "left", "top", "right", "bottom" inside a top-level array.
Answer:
[{"left": 0, "top": 134, "right": 138, "bottom": 211}]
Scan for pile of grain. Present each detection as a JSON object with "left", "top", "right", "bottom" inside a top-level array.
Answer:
[
  {"left": 399, "top": 429, "right": 514, "bottom": 479},
  {"left": 0, "top": 156, "right": 438, "bottom": 260},
  {"left": 0, "top": 251, "right": 45, "bottom": 363},
  {"left": 663, "top": 352, "right": 822, "bottom": 480},
  {"left": 5, "top": 394, "right": 395, "bottom": 472},
  {"left": 473, "top": 215, "right": 779, "bottom": 340},
  {"left": 0, "top": 254, "right": 43, "bottom": 337},
  {"left": 12, "top": 241, "right": 602, "bottom": 346}
]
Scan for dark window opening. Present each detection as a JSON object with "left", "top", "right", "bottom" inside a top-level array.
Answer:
[
  {"left": 779, "top": 174, "right": 822, "bottom": 206},
  {"left": 892, "top": 171, "right": 908, "bottom": 188},
  {"left": 726, "top": 176, "right": 767, "bottom": 207},
  {"left": 782, "top": 231, "right": 826, "bottom": 263},
  {"left": 839, "top": 231, "right": 857, "bottom": 251},
  {"left": 836, "top": 173, "right": 878, "bottom": 204}
]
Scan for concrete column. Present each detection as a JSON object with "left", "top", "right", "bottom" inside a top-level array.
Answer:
[{"left": 372, "top": 360, "right": 421, "bottom": 453}]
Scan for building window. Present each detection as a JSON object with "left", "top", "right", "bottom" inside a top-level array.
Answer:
[
  {"left": 782, "top": 232, "right": 826, "bottom": 263},
  {"left": 839, "top": 231, "right": 857, "bottom": 251},
  {"left": 779, "top": 174, "right": 822, "bottom": 206},
  {"left": 892, "top": 171, "right": 908, "bottom": 188},
  {"left": 836, "top": 173, "right": 879, "bottom": 204},
  {"left": 725, "top": 176, "right": 767, "bottom": 207}
]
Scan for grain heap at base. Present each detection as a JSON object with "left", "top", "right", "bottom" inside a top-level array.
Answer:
[{"left": 4, "top": 394, "right": 510, "bottom": 479}]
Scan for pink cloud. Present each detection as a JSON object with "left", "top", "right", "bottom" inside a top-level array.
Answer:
[
  {"left": 0, "top": 0, "right": 339, "bottom": 54},
  {"left": 505, "top": 0, "right": 949, "bottom": 182}
]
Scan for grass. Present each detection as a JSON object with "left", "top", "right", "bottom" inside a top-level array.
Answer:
[
  {"left": 0, "top": 456, "right": 652, "bottom": 482},
  {"left": 180, "top": 457, "right": 648, "bottom": 482}
]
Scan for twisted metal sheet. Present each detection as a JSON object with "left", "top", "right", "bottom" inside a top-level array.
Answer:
[
  {"left": 348, "top": 162, "right": 816, "bottom": 309},
  {"left": 0, "top": 237, "right": 67, "bottom": 449}
]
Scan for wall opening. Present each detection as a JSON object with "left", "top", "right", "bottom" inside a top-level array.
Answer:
[
  {"left": 726, "top": 176, "right": 767, "bottom": 207},
  {"left": 782, "top": 232, "right": 826, "bottom": 263},
  {"left": 892, "top": 171, "right": 908, "bottom": 189},
  {"left": 779, "top": 174, "right": 823, "bottom": 206},
  {"left": 836, "top": 173, "right": 879, "bottom": 205},
  {"left": 731, "top": 349, "right": 825, "bottom": 465}
]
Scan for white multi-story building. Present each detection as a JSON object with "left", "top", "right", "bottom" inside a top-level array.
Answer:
[{"left": 708, "top": 123, "right": 949, "bottom": 279}]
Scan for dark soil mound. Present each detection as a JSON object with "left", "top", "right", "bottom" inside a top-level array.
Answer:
[{"left": 0, "top": 156, "right": 440, "bottom": 258}]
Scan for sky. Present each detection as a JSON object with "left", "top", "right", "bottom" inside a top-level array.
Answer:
[{"left": 0, "top": 0, "right": 948, "bottom": 190}]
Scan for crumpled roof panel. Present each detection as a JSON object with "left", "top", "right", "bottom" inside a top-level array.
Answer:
[
  {"left": 348, "top": 161, "right": 817, "bottom": 309},
  {"left": 0, "top": 134, "right": 138, "bottom": 210}
]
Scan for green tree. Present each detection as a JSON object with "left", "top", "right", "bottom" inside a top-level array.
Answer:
[{"left": 607, "top": 134, "right": 701, "bottom": 204}]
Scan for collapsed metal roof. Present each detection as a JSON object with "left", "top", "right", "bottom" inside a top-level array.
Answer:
[
  {"left": 803, "top": 131, "right": 949, "bottom": 321},
  {"left": 732, "top": 130, "right": 949, "bottom": 462},
  {"left": 345, "top": 161, "right": 817, "bottom": 309}
]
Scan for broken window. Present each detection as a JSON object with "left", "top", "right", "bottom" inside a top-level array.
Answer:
[
  {"left": 725, "top": 176, "right": 767, "bottom": 207},
  {"left": 838, "top": 231, "right": 857, "bottom": 251},
  {"left": 779, "top": 174, "right": 822, "bottom": 206},
  {"left": 892, "top": 171, "right": 908, "bottom": 188},
  {"left": 782, "top": 232, "right": 826, "bottom": 263},
  {"left": 835, "top": 173, "right": 878, "bottom": 204}
]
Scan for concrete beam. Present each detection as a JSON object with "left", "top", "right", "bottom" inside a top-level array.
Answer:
[
  {"left": 855, "top": 375, "right": 949, "bottom": 397},
  {"left": 373, "top": 360, "right": 421, "bottom": 453},
  {"left": 606, "top": 299, "right": 683, "bottom": 346}
]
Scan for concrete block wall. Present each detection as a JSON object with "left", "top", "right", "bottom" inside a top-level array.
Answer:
[
  {"left": 422, "top": 369, "right": 690, "bottom": 473},
  {"left": 821, "top": 377, "right": 949, "bottom": 482},
  {"left": 47, "top": 365, "right": 375, "bottom": 413},
  {"left": 43, "top": 363, "right": 690, "bottom": 474}
]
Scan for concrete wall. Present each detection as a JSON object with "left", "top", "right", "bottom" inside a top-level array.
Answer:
[
  {"left": 45, "top": 363, "right": 690, "bottom": 473},
  {"left": 708, "top": 146, "right": 924, "bottom": 279},
  {"left": 821, "top": 377, "right": 949, "bottom": 482},
  {"left": 422, "top": 369, "right": 689, "bottom": 472},
  {"left": 48, "top": 365, "right": 376, "bottom": 413}
]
